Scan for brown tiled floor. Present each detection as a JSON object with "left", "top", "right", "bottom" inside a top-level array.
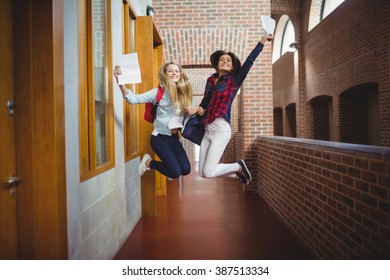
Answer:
[{"left": 114, "top": 143, "right": 313, "bottom": 260}]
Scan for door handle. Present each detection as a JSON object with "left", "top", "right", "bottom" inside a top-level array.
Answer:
[
  {"left": 7, "top": 99, "right": 15, "bottom": 116},
  {"left": 2, "top": 176, "right": 22, "bottom": 188}
]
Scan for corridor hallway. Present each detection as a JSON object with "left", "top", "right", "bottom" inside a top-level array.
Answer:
[{"left": 114, "top": 142, "right": 313, "bottom": 260}]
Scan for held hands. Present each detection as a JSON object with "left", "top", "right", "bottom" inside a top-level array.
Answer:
[
  {"left": 185, "top": 106, "right": 200, "bottom": 116},
  {"left": 197, "top": 107, "right": 205, "bottom": 116},
  {"left": 185, "top": 106, "right": 206, "bottom": 116}
]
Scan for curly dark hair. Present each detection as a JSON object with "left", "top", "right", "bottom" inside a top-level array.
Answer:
[{"left": 209, "top": 50, "right": 241, "bottom": 75}]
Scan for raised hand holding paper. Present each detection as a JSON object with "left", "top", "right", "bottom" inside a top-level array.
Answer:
[
  {"left": 116, "top": 53, "right": 142, "bottom": 85},
  {"left": 261, "top": 15, "right": 275, "bottom": 35}
]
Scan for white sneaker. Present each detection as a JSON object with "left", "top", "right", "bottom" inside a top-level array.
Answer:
[{"left": 139, "top": 153, "right": 151, "bottom": 176}]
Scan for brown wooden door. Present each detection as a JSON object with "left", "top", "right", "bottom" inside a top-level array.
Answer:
[
  {"left": 0, "top": 0, "right": 19, "bottom": 259},
  {"left": 1, "top": 0, "right": 68, "bottom": 259}
]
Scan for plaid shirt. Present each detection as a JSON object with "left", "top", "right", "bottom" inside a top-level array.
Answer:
[{"left": 200, "top": 42, "right": 264, "bottom": 125}]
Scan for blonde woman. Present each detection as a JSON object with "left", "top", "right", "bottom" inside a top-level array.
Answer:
[{"left": 114, "top": 62, "right": 197, "bottom": 178}]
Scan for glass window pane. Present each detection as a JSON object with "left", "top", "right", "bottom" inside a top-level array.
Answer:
[
  {"left": 123, "top": 4, "right": 139, "bottom": 159},
  {"left": 281, "top": 19, "right": 295, "bottom": 56},
  {"left": 93, "top": 0, "right": 109, "bottom": 166},
  {"left": 127, "top": 19, "right": 137, "bottom": 155},
  {"left": 322, "top": 0, "right": 344, "bottom": 19}
]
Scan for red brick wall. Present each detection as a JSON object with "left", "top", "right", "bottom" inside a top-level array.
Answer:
[
  {"left": 310, "top": 96, "right": 331, "bottom": 141},
  {"left": 257, "top": 136, "right": 390, "bottom": 259},
  {"left": 273, "top": 107, "right": 283, "bottom": 136},
  {"left": 153, "top": 0, "right": 274, "bottom": 190},
  {"left": 285, "top": 103, "right": 296, "bottom": 137},
  {"left": 272, "top": 51, "right": 297, "bottom": 109},
  {"left": 339, "top": 90, "right": 369, "bottom": 144},
  {"left": 377, "top": 2, "right": 390, "bottom": 147}
]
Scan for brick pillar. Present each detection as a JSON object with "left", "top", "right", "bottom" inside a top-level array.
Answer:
[
  {"left": 378, "top": 1, "right": 390, "bottom": 146},
  {"left": 294, "top": 14, "right": 312, "bottom": 139}
]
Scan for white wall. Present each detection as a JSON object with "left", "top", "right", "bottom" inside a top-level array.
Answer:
[{"left": 64, "top": 0, "right": 148, "bottom": 260}]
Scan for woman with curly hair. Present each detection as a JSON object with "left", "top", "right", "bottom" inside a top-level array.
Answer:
[{"left": 195, "top": 34, "right": 273, "bottom": 185}]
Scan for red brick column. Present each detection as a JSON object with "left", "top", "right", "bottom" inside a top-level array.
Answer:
[{"left": 378, "top": 2, "right": 390, "bottom": 146}]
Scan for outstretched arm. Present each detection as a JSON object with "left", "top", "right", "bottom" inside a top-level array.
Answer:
[
  {"left": 234, "top": 34, "right": 273, "bottom": 86},
  {"left": 113, "top": 66, "right": 129, "bottom": 97},
  {"left": 113, "top": 65, "right": 157, "bottom": 104},
  {"left": 260, "top": 33, "right": 274, "bottom": 44}
]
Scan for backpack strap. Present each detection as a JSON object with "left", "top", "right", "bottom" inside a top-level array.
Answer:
[
  {"left": 151, "top": 86, "right": 164, "bottom": 121},
  {"left": 155, "top": 85, "right": 164, "bottom": 103}
]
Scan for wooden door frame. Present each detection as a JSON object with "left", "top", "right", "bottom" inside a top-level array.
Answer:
[
  {"left": 136, "top": 16, "right": 164, "bottom": 216},
  {"left": 14, "top": 0, "right": 67, "bottom": 259},
  {"left": 136, "top": 16, "right": 156, "bottom": 216}
]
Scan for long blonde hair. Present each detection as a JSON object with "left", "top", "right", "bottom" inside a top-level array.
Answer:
[{"left": 158, "top": 62, "right": 193, "bottom": 114}]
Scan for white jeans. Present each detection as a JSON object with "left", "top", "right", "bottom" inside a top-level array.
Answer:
[{"left": 198, "top": 118, "right": 240, "bottom": 178}]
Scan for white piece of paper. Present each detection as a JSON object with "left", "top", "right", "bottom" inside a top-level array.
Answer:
[
  {"left": 261, "top": 15, "right": 276, "bottom": 35},
  {"left": 116, "top": 53, "right": 142, "bottom": 85}
]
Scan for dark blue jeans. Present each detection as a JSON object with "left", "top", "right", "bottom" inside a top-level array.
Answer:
[{"left": 150, "top": 133, "right": 191, "bottom": 178}]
